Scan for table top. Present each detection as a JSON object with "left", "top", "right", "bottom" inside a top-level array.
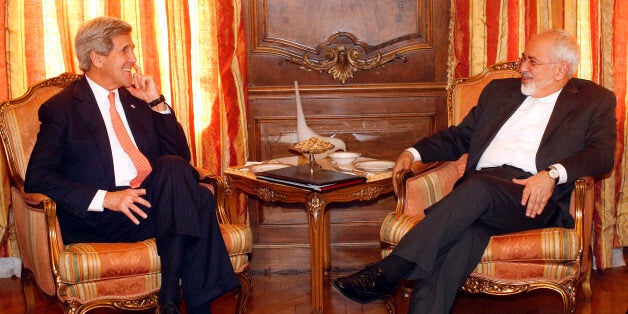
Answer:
[{"left": 225, "top": 155, "right": 393, "bottom": 183}]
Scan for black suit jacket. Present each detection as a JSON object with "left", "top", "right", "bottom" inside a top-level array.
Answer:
[
  {"left": 413, "top": 78, "right": 616, "bottom": 220},
  {"left": 24, "top": 76, "right": 190, "bottom": 225}
]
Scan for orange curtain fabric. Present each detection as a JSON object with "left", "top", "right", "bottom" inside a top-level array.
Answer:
[
  {"left": 0, "top": 0, "right": 248, "bottom": 257},
  {"left": 450, "top": 0, "right": 627, "bottom": 269}
]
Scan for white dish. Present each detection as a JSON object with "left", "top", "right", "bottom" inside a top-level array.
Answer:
[
  {"left": 354, "top": 160, "right": 395, "bottom": 172},
  {"left": 328, "top": 152, "right": 361, "bottom": 164},
  {"left": 250, "top": 163, "right": 291, "bottom": 173}
]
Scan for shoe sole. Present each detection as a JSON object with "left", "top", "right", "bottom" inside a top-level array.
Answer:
[{"left": 330, "top": 280, "right": 393, "bottom": 304}]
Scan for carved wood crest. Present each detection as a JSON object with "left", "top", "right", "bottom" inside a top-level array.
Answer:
[{"left": 280, "top": 32, "right": 408, "bottom": 83}]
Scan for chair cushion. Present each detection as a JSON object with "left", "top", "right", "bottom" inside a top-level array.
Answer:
[
  {"left": 220, "top": 223, "right": 253, "bottom": 272},
  {"left": 380, "top": 213, "right": 579, "bottom": 264},
  {"left": 58, "top": 239, "right": 160, "bottom": 284},
  {"left": 58, "top": 273, "right": 161, "bottom": 303},
  {"left": 58, "top": 223, "right": 252, "bottom": 284},
  {"left": 480, "top": 227, "right": 580, "bottom": 263},
  {"left": 380, "top": 212, "right": 424, "bottom": 246},
  {"left": 472, "top": 260, "right": 581, "bottom": 282}
]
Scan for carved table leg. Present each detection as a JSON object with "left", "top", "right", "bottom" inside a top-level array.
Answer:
[
  {"left": 323, "top": 209, "right": 331, "bottom": 274},
  {"left": 306, "top": 193, "right": 327, "bottom": 313}
]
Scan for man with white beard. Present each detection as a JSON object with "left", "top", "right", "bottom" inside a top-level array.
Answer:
[{"left": 332, "top": 29, "right": 617, "bottom": 314}]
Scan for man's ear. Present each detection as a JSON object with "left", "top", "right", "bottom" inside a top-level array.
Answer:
[
  {"left": 554, "top": 62, "right": 569, "bottom": 80},
  {"left": 90, "top": 51, "right": 102, "bottom": 69}
]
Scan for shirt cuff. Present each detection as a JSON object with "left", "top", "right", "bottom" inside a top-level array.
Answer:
[
  {"left": 157, "top": 103, "right": 172, "bottom": 114},
  {"left": 88, "top": 190, "right": 107, "bottom": 212},
  {"left": 405, "top": 147, "right": 422, "bottom": 162},
  {"left": 551, "top": 163, "right": 567, "bottom": 184}
]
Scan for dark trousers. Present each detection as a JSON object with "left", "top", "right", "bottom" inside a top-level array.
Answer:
[
  {"left": 73, "top": 155, "right": 239, "bottom": 308},
  {"left": 392, "top": 166, "right": 567, "bottom": 314}
]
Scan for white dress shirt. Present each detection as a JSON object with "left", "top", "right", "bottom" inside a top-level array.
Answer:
[
  {"left": 407, "top": 89, "right": 567, "bottom": 184},
  {"left": 86, "top": 77, "right": 138, "bottom": 211}
]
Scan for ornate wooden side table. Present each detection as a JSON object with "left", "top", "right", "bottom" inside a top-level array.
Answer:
[{"left": 224, "top": 156, "right": 393, "bottom": 313}]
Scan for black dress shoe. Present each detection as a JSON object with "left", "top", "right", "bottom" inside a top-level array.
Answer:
[
  {"left": 331, "top": 263, "right": 397, "bottom": 304},
  {"left": 156, "top": 301, "right": 180, "bottom": 314}
]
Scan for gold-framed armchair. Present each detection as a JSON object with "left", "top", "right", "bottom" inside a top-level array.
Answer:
[
  {"left": 379, "top": 61, "right": 593, "bottom": 313},
  {"left": 0, "top": 73, "right": 253, "bottom": 314}
]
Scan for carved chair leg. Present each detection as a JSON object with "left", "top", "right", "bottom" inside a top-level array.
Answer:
[
  {"left": 21, "top": 269, "right": 37, "bottom": 314},
  {"left": 401, "top": 279, "right": 413, "bottom": 298},
  {"left": 384, "top": 294, "right": 397, "bottom": 314},
  {"left": 235, "top": 268, "right": 252, "bottom": 314},
  {"left": 581, "top": 252, "right": 593, "bottom": 301},
  {"left": 565, "top": 290, "right": 576, "bottom": 314},
  {"left": 556, "top": 285, "right": 576, "bottom": 314}
]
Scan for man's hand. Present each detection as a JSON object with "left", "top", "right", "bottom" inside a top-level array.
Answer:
[
  {"left": 125, "top": 64, "right": 165, "bottom": 111},
  {"left": 392, "top": 151, "right": 414, "bottom": 194},
  {"left": 512, "top": 171, "right": 556, "bottom": 218},
  {"left": 103, "top": 189, "right": 151, "bottom": 225}
]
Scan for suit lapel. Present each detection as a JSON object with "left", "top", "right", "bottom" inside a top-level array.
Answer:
[
  {"left": 539, "top": 79, "right": 578, "bottom": 146},
  {"left": 73, "top": 77, "right": 116, "bottom": 186}
]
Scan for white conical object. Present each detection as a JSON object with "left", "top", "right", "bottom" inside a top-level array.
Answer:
[{"left": 294, "top": 81, "right": 346, "bottom": 158}]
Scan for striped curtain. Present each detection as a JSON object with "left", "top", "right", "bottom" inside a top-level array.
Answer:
[
  {"left": 0, "top": 0, "right": 248, "bottom": 257},
  {"left": 449, "top": 0, "right": 627, "bottom": 269}
]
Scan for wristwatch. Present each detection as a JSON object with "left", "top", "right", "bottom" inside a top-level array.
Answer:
[
  {"left": 545, "top": 166, "right": 559, "bottom": 183},
  {"left": 147, "top": 94, "right": 166, "bottom": 107}
]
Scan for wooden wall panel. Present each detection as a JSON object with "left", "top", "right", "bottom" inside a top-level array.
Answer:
[
  {"left": 247, "top": 0, "right": 448, "bottom": 85},
  {"left": 243, "top": 0, "right": 450, "bottom": 272}
]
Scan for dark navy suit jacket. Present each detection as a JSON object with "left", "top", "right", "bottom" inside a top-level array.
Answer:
[{"left": 24, "top": 76, "right": 190, "bottom": 239}]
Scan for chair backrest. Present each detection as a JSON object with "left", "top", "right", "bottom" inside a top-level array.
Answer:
[
  {"left": 0, "top": 73, "right": 82, "bottom": 185},
  {"left": 447, "top": 61, "right": 521, "bottom": 126}
]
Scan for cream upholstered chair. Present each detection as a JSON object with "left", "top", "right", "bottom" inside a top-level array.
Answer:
[
  {"left": 0, "top": 73, "right": 253, "bottom": 314},
  {"left": 380, "top": 61, "right": 594, "bottom": 313}
]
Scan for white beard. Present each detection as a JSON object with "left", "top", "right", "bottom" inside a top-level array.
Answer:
[
  {"left": 520, "top": 73, "right": 554, "bottom": 97},
  {"left": 521, "top": 81, "right": 535, "bottom": 95}
]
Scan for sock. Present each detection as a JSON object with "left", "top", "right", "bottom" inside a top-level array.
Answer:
[
  {"left": 379, "top": 254, "right": 415, "bottom": 285},
  {"left": 157, "top": 234, "right": 189, "bottom": 304}
]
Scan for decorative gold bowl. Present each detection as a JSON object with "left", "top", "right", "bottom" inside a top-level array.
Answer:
[
  {"left": 290, "top": 137, "right": 335, "bottom": 171},
  {"left": 290, "top": 137, "right": 335, "bottom": 155}
]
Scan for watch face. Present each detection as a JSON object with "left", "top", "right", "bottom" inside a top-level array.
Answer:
[{"left": 549, "top": 169, "right": 559, "bottom": 179}]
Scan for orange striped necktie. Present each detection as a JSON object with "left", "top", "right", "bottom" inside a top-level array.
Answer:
[{"left": 108, "top": 92, "right": 152, "bottom": 188}]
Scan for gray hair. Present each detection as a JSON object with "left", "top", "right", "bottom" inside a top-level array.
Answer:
[
  {"left": 75, "top": 17, "right": 132, "bottom": 72},
  {"left": 544, "top": 29, "right": 581, "bottom": 77}
]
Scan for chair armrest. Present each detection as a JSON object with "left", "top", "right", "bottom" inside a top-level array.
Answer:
[
  {"left": 394, "top": 161, "right": 454, "bottom": 216},
  {"left": 572, "top": 176, "right": 594, "bottom": 273},
  {"left": 195, "top": 167, "right": 230, "bottom": 224},
  {"left": 11, "top": 186, "right": 62, "bottom": 296}
]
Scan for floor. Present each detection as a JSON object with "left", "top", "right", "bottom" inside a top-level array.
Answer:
[{"left": 1, "top": 264, "right": 626, "bottom": 313}]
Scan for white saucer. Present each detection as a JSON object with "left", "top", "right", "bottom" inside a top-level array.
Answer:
[
  {"left": 354, "top": 160, "right": 395, "bottom": 172},
  {"left": 250, "top": 163, "right": 291, "bottom": 173}
]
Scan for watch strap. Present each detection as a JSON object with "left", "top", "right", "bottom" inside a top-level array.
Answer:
[{"left": 147, "top": 94, "right": 165, "bottom": 107}]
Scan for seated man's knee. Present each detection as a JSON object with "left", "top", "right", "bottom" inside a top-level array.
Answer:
[
  {"left": 154, "top": 155, "right": 194, "bottom": 175},
  {"left": 457, "top": 173, "right": 495, "bottom": 191}
]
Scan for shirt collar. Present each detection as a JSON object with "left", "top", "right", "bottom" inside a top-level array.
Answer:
[
  {"left": 529, "top": 89, "right": 562, "bottom": 104},
  {"left": 85, "top": 75, "right": 117, "bottom": 102}
]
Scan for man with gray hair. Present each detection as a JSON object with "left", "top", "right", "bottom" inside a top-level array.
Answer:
[
  {"left": 25, "top": 17, "right": 237, "bottom": 314},
  {"left": 332, "top": 29, "right": 616, "bottom": 313}
]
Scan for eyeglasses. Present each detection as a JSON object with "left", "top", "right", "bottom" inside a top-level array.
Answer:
[{"left": 517, "top": 56, "right": 557, "bottom": 68}]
